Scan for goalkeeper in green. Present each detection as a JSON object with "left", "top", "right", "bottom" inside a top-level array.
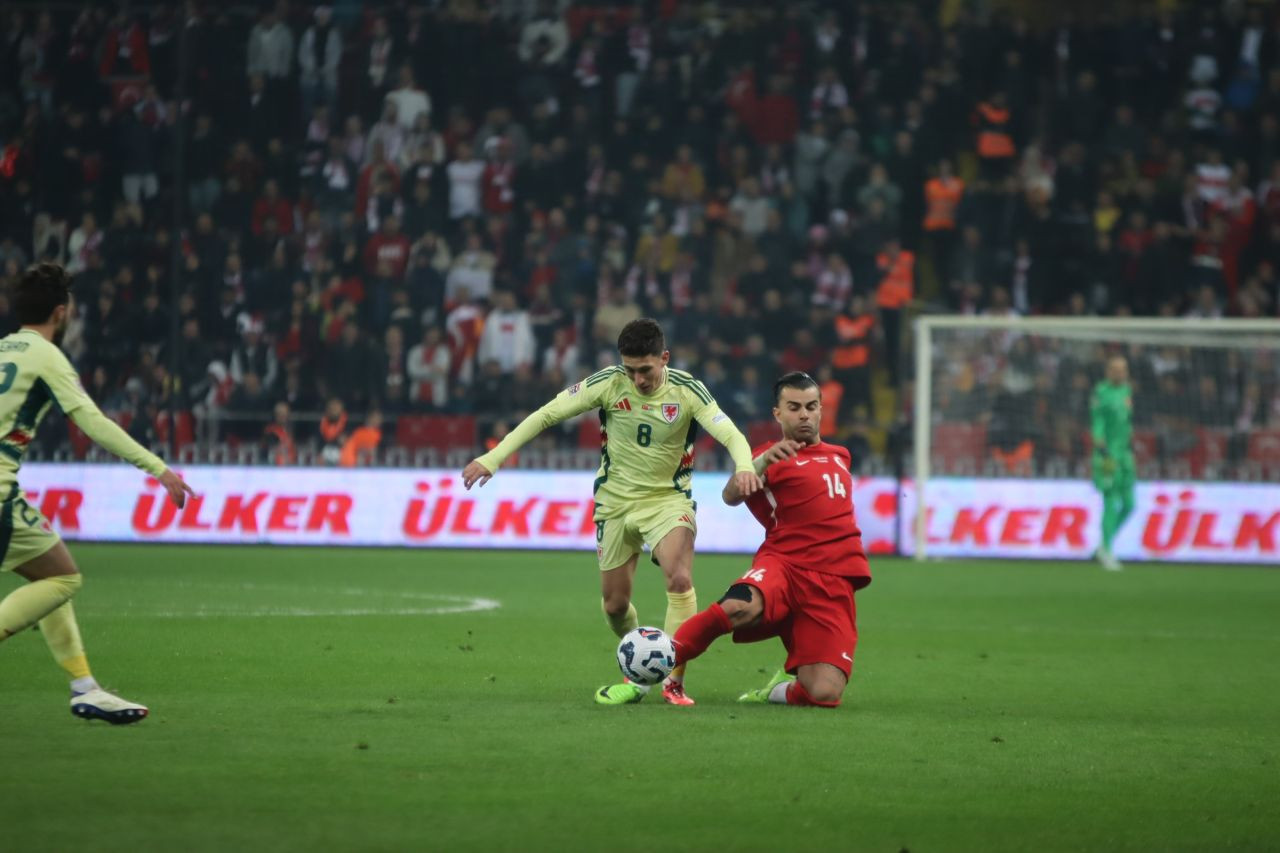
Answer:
[{"left": 1091, "top": 356, "right": 1134, "bottom": 571}]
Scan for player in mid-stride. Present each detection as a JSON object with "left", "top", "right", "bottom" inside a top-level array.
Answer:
[
  {"left": 1091, "top": 356, "right": 1134, "bottom": 571},
  {"left": 671, "top": 371, "right": 871, "bottom": 707},
  {"left": 0, "top": 263, "right": 194, "bottom": 723},
  {"left": 462, "top": 318, "right": 760, "bottom": 705}
]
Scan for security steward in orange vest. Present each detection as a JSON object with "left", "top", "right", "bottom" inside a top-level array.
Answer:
[
  {"left": 832, "top": 293, "right": 876, "bottom": 423},
  {"left": 923, "top": 158, "right": 965, "bottom": 300},
  {"left": 974, "top": 92, "right": 1015, "bottom": 180},
  {"left": 875, "top": 239, "right": 914, "bottom": 388}
]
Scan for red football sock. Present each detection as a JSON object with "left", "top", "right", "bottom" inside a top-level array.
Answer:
[
  {"left": 672, "top": 603, "right": 733, "bottom": 664},
  {"left": 786, "top": 681, "right": 841, "bottom": 708}
]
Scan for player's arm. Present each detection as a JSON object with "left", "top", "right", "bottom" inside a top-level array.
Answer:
[
  {"left": 46, "top": 352, "right": 194, "bottom": 508},
  {"left": 722, "top": 440, "right": 803, "bottom": 506},
  {"left": 689, "top": 385, "right": 762, "bottom": 497},
  {"left": 1089, "top": 386, "right": 1109, "bottom": 458},
  {"left": 462, "top": 379, "right": 603, "bottom": 488}
]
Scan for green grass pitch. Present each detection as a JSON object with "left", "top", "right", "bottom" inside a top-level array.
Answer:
[{"left": 3, "top": 544, "right": 1278, "bottom": 852}]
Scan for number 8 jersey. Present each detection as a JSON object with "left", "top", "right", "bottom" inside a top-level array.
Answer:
[
  {"left": 746, "top": 440, "right": 872, "bottom": 585},
  {"left": 475, "top": 366, "right": 755, "bottom": 514}
]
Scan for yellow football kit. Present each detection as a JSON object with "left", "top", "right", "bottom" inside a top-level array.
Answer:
[
  {"left": 476, "top": 365, "right": 754, "bottom": 570},
  {"left": 0, "top": 329, "right": 168, "bottom": 572}
]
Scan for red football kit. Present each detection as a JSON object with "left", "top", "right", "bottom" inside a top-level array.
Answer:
[{"left": 733, "top": 440, "right": 871, "bottom": 677}]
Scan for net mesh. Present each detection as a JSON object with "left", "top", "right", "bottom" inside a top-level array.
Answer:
[{"left": 922, "top": 322, "right": 1280, "bottom": 483}]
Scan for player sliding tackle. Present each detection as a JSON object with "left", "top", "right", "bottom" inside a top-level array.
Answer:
[
  {"left": 671, "top": 372, "right": 871, "bottom": 707},
  {"left": 0, "top": 263, "right": 194, "bottom": 724},
  {"left": 462, "top": 318, "right": 760, "bottom": 705}
]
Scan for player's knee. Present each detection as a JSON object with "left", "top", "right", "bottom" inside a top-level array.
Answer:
[
  {"left": 799, "top": 671, "right": 845, "bottom": 707},
  {"left": 805, "top": 682, "right": 843, "bottom": 707},
  {"left": 601, "top": 592, "right": 631, "bottom": 617},
  {"left": 44, "top": 572, "right": 82, "bottom": 604},
  {"left": 665, "top": 572, "right": 692, "bottom": 594},
  {"left": 718, "top": 583, "right": 762, "bottom": 621}
]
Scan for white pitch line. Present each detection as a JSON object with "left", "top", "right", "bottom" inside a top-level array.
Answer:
[{"left": 122, "top": 592, "right": 501, "bottom": 619}]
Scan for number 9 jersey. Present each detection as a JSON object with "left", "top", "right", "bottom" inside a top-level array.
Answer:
[{"left": 745, "top": 440, "right": 872, "bottom": 587}]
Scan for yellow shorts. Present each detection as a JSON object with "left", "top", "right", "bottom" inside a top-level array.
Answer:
[
  {"left": 594, "top": 496, "right": 697, "bottom": 572},
  {"left": 0, "top": 488, "right": 62, "bottom": 574}
]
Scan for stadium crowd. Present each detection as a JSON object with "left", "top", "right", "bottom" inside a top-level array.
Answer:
[{"left": 1, "top": 0, "right": 1279, "bottom": 468}]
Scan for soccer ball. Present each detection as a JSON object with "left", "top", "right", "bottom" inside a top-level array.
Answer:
[{"left": 616, "top": 626, "right": 676, "bottom": 685}]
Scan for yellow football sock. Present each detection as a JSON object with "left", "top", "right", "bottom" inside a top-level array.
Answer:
[
  {"left": 602, "top": 599, "right": 639, "bottom": 639},
  {"left": 664, "top": 588, "right": 698, "bottom": 681},
  {"left": 0, "top": 573, "right": 82, "bottom": 642},
  {"left": 39, "top": 601, "right": 92, "bottom": 680}
]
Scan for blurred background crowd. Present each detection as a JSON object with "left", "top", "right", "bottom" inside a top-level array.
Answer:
[{"left": 1, "top": 0, "right": 1279, "bottom": 473}]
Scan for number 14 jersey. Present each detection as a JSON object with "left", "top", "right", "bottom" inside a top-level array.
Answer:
[{"left": 746, "top": 440, "right": 871, "bottom": 585}]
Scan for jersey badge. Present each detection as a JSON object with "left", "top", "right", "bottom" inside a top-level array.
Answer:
[
  {"left": 568, "top": 382, "right": 582, "bottom": 395},
  {"left": 662, "top": 403, "right": 680, "bottom": 423}
]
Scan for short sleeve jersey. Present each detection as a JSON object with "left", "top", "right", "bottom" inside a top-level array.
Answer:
[
  {"left": 0, "top": 329, "right": 97, "bottom": 486},
  {"left": 746, "top": 439, "right": 871, "bottom": 585}
]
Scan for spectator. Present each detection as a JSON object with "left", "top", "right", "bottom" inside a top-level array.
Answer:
[
  {"left": 407, "top": 326, "right": 452, "bottom": 410},
  {"left": 114, "top": 108, "right": 159, "bottom": 205},
  {"left": 363, "top": 215, "right": 411, "bottom": 281},
  {"left": 831, "top": 293, "right": 875, "bottom": 423},
  {"left": 263, "top": 401, "right": 297, "bottom": 465},
  {"left": 876, "top": 238, "right": 914, "bottom": 388},
  {"left": 326, "top": 324, "right": 380, "bottom": 410},
  {"left": 298, "top": 6, "right": 341, "bottom": 116},
  {"left": 230, "top": 316, "right": 280, "bottom": 392},
  {"left": 225, "top": 371, "right": 271, "bottom": 442},
  {"left": 447, "top": 141, "right": 485, "bottom": 221},
  {"left": 477, "top": 290, "right": 535, "bottom": 375},
  {"left": 99, "top": 9, "right": 150, "bottom": 78},
  {"left": 246, "top": 7, "right": 294, "bottom": 84},
  {"left": 340, "top": 410, "right": 383, "bottom": 466},
  {"left": 252, "top": 179, "right": 294, "bottom": 237},
  {"left": 519, "top": 1, "right": 570, "bottom": 68},
  {"left": 445, "top": 234, "right": 496, "bottom": 304},
  {"left": 729, "top": 177, "right": 771, "bottom": 239},
  {"left": 593, "top": 284, "right": 641, "bottom": 352},
  {"left": 385, "top": 64, "right": 431, "bottom": 131},
  {"left": 318, "top": 397, "right": 349, "bottom": 465}
]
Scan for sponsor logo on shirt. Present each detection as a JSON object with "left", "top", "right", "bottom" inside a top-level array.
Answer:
[
  {"left": 661, "top": 403, "right": 680, "bottom": 424},
  {"left": 567, "top": 383, "right": 582, "bottom": 395},
  {"left": 613, "top": 398, "right": 632, "bottom": 412},
  {"left": 711, "top": 413, "right": 728, "bottom": 424}
]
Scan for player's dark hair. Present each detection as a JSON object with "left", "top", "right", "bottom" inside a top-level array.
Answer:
[
  {"left": 14, "top": 262, "right": 73, "bottom": 325},
  {"left": 617, "top": 318, "right": 666, "bottom": 357},
  {"left": 773, "top": 371, "right": 820, "bottom": 404}
]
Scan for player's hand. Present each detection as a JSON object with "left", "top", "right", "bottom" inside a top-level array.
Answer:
[
  {"left": 158, "top": 469, "right": 196, "bottom": 509},
  {"left": 462, "top": 460, "right": 494, "bottom": 490},
  {"left": 759, "top": 439, "right": 804, "bottom": 467},
  {"left": 733, "top": 470, "right": 763, "bottom": 497}
]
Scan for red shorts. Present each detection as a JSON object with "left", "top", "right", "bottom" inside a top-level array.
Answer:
[{"left": 731, "top": 555, "right": 859, "bottom": 678}]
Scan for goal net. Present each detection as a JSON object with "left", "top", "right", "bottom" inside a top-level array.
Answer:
[{"left": 912, "top": 317, "right": 1280, "bottom": 563}]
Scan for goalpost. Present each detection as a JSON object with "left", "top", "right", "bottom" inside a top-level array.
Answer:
[{"left": 912, "top": 316, "right": 1280, "bottom": 562}]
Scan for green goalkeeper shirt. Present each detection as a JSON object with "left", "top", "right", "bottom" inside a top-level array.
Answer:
[
  {"left": 1090, "top": 380, "right": 1133, "bottom": 456},
  {"left": 476, "top": 366, "right": 754, "bottom": 514}
]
